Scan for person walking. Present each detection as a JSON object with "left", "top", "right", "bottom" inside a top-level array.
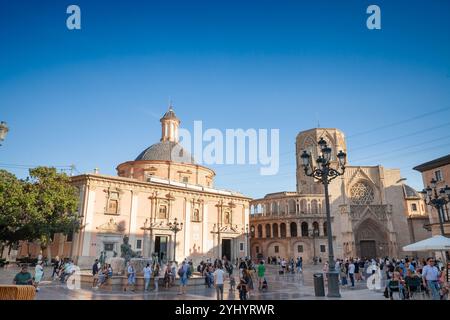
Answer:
[
  {"left": 422, "top": 257, "right": 441, "bottom": 300},
  {"left": 34, "top": 261, "right": 44, "bottom": 292},
  {"left": 178, "top": 260, "right": 189, "bottom": 295},
  {"left": 125, "top": 262, "right": 136, "bottom": 292},
  {"left": 257, "top": 260, "right": 266, "bottom": 290},
  {"left": 348, "top": 260, "right": 355, "bottom": 288},
  {"left": 340, "top": 263, "right": 348, "bottom": 287},
  {"left": 243, "top": 269, "right": 254, "bottom": 298},
  {"left": 153, "top": 263, "right": 160, "bottom": 291},
  {"left": 52, "top": 256, "right": 61, "bottom": 280},
  {"left": 237, "top": 277, "right": 248, "bottom": 300},
  {"left": 213, "top": 264, "right": 225, "bottom": 300},
  {"left": 92, "top": 259, "right": 99, "bottom": 288},
  {"left": 143, "top": 263, "right": 152, "bottom": 292},
  {"left": 170, "top": 261, "right": 177, "bottom": 287}
]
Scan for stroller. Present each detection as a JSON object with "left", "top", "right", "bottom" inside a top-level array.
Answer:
[{"left": 261, "top": 278, "right": 268, "bottom": 292}]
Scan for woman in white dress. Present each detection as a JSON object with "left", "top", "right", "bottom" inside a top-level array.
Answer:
[{"left": 34, "top": 261, "right": 44, "bottom": 292}]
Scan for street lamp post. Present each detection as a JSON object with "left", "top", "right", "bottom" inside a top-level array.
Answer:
[
  {"left": 167, "top": 218, "right": 183, "bottom": 262},
  {"left": 300, "top": 137, "right": 347, "bottom": 298},
  {"left": 0, "top": 121, "right": 9, "bottom": 146},
  {"left": 420, "top": 180, "right": 450, "bottom": 236},
  {"left": 310, "top": 228, "right": 319, "bottom": 265},
  {"left": 243, "top": 224, "right": 255, "bottom": 259}
]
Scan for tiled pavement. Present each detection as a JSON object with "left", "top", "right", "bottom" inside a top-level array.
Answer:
[{"left": 0, "top": 264, "right": 386, "bottom": 300}]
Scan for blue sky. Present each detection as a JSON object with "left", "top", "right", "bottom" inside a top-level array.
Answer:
[{"left": 1, "top": 0, "right": 450, "bottom": 198}]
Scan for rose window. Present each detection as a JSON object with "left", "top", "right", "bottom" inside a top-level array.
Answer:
[{"left": 350, "top": 182, "right": 374, "bottom": 205}]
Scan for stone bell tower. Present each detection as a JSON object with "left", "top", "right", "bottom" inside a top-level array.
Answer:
[{"left": 295, "top": 128, "right": 347, "bottom": 194}]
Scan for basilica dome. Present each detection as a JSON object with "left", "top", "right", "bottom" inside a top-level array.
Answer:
[
  {"left": 117, "top": 106, "right": 215, "bottom": 187},
  {"left": 135, "top": 141, "right": 195, "bottom": 164}
]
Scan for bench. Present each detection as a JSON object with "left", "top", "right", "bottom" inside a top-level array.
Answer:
[{"left": 0, "top": 285, "right": 36, "bottom": 300}]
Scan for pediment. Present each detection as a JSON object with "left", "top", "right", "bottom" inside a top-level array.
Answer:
[
  {"left": 219, "top": 225, "right": 240, "bottom": 234},
  {"left": 347, "top": 167, "right": 377, "bottom": 189},
  {"left": 96, "top": 218, "right": 125, "bottom": 234}
]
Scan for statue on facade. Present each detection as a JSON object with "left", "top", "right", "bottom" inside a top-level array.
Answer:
[
  {"left": 99, "top": 251, "right": 107, "bottom": 266},
  {"left": 120, "top": 235, "right": 137, "bottom": 264}
]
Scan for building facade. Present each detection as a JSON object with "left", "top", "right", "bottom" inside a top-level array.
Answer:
[
  {"left": 250, "top": 128, "right": 430, "bottom": 261},
  {"left": 19, "top": 107, "right": 251, "bottom": 267},
  {"left": 413, "top": 154, "right": 450, "bottom": 237}
]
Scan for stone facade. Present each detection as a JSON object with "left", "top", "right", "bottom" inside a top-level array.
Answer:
[
  {"left": 19, "top": 107, "right": 251, "bottom": 267},
  {"left": 250, "top": 128, "right": 431, "bottom": 261},
  {"left": 413, "top": 154, "right": 450, "bottom": 237}
]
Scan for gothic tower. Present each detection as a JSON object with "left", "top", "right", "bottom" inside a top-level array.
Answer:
[{"left": 295, "top": 128, "right": 347, "bottom": 194}]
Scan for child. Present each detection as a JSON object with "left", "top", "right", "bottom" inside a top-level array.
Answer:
[
  {"left": 229, "top": 275, "right": 236, "bottom": 291},
  {"left": 237, "top": 278, "right": 248, "bottom": 300},
  {"left": 261, "top": 278, "right": 268, "bottom": 292}
]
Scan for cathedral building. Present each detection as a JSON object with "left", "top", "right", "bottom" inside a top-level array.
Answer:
[
  {"left": 19, "top": 107, "right": 251, "bottom": 267},
  {"left": 249, "top": 128, "right": 430, "bottom": 261}
]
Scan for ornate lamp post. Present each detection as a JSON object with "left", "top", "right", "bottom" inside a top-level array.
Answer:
[
  {"left": 167, "top": 218, "right": 183, "bottom": 262},
  {"left": 300, "top": 137, "right": 346, "bottom": 298},
  {"left": 242, "top": 224, "right": 255, "bottom": 259},
  {"left": 309, "top": 228, "right": 319, "bottom": 265},
  {"left": 0, "top": 121, "right": 9, "bottom": 146},
  {"left": 420, "top": 179, "right": 450, "bottom": 236}
]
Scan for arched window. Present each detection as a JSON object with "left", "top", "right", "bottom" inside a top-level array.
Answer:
[
  {"left": 272, "top": 202, "right": 278, "bottom": 214},
  {"left": 313, "top": 221, "right": 319, "bottom": 236},
  {"left": 250, "top": 225, "right": 255, "bottom": 238},
  {"left": 265, "top": 204, "right": 270, "bottom": 215},
  {"left": 257, "top": 225, "right": 263, "bottom": 238},
  {"left": 257, "top": 204, "right": 262, "bottom": 213},
  {"left": 289, "top": 199, "right": 296, "bottom": 214},
  {"left": 250, "top": 205, "right": 255, "bottom": 215},
  {"left": 272, "top": 223, "right": 279, "bottom": 238},
  {"left": 290, "top": 222, "right": 298, "bottom": 237},
  {"left": 280, "top": 223, "right": 286, "bottom": 238},
  {"left": 311, "top": 200, "right": 318, "bottom": 214},
  {"left": 265, "top": 224, "right": 271, "bottom": 238},
  {"left": 300, "top": 200, "right": 307, "bottom": 213},
  {"left": 323, "top": 222, "right": 328, "bottom": 237},
  {"left": 301, "top": 222, "right": 309, "bottom": 237}
]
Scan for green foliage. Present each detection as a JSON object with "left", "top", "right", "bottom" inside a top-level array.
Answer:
[{"left": 0, "top": 167, "right": 80, "bottom": 248}]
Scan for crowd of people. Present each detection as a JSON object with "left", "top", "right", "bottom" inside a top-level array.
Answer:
[
  {"left": 11, "top": 252, "right": 449, "bottom": 301},
  {"left": 12, "top": 256, "right": 77, "bottom": 292},
  {"left": 321, "top": 256, "right": 449, "bottom": 300}
]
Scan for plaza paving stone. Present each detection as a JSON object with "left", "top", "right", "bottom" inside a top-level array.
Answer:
[{"left": 0, "top": 264, "right": 386, "bottom": 300}]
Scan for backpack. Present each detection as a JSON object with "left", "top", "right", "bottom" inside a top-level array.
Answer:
[{"left": 178, "top": 267, "right": 185, "bottom": 277}]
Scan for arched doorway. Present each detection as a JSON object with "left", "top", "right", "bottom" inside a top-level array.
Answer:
[{"left": 354, "top": 218, "right": 389, "bottom": 259}]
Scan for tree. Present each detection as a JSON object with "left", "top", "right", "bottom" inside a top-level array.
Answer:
[
  {"left": 0, "top": 170, "right": 36, "bottom": 257},
  {"left": 27, "top": 167, "right": 80, "bottom": 264}
]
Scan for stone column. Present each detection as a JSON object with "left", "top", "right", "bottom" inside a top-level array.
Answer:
[
  {"left": 81, "top": 187, "right": 96, "bottom": 257},
  {"left": 142, "top": 222, "right": 150, "bottom": 258},
  {"left": 129, "top": 191, "right": 139, "bottom": 249},
  {"left": 184, "top": 198, "right": 191, "bottom": 260},
  {"left": 319, "top": 221, "right": 325, "bottom": 237},
  {"left": 202, "top": 203, "right": 208, "bottom": 255},
  {"left": 286, "top": 221, "right": 291, "bottom": 238}
]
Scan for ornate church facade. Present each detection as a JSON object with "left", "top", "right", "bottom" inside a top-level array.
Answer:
[
  {"left": 19, "top": 107, "right": 251, "bottom": 267},
  {"left": 249, "top": 128, "right": 430, "bottom": 261}
]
